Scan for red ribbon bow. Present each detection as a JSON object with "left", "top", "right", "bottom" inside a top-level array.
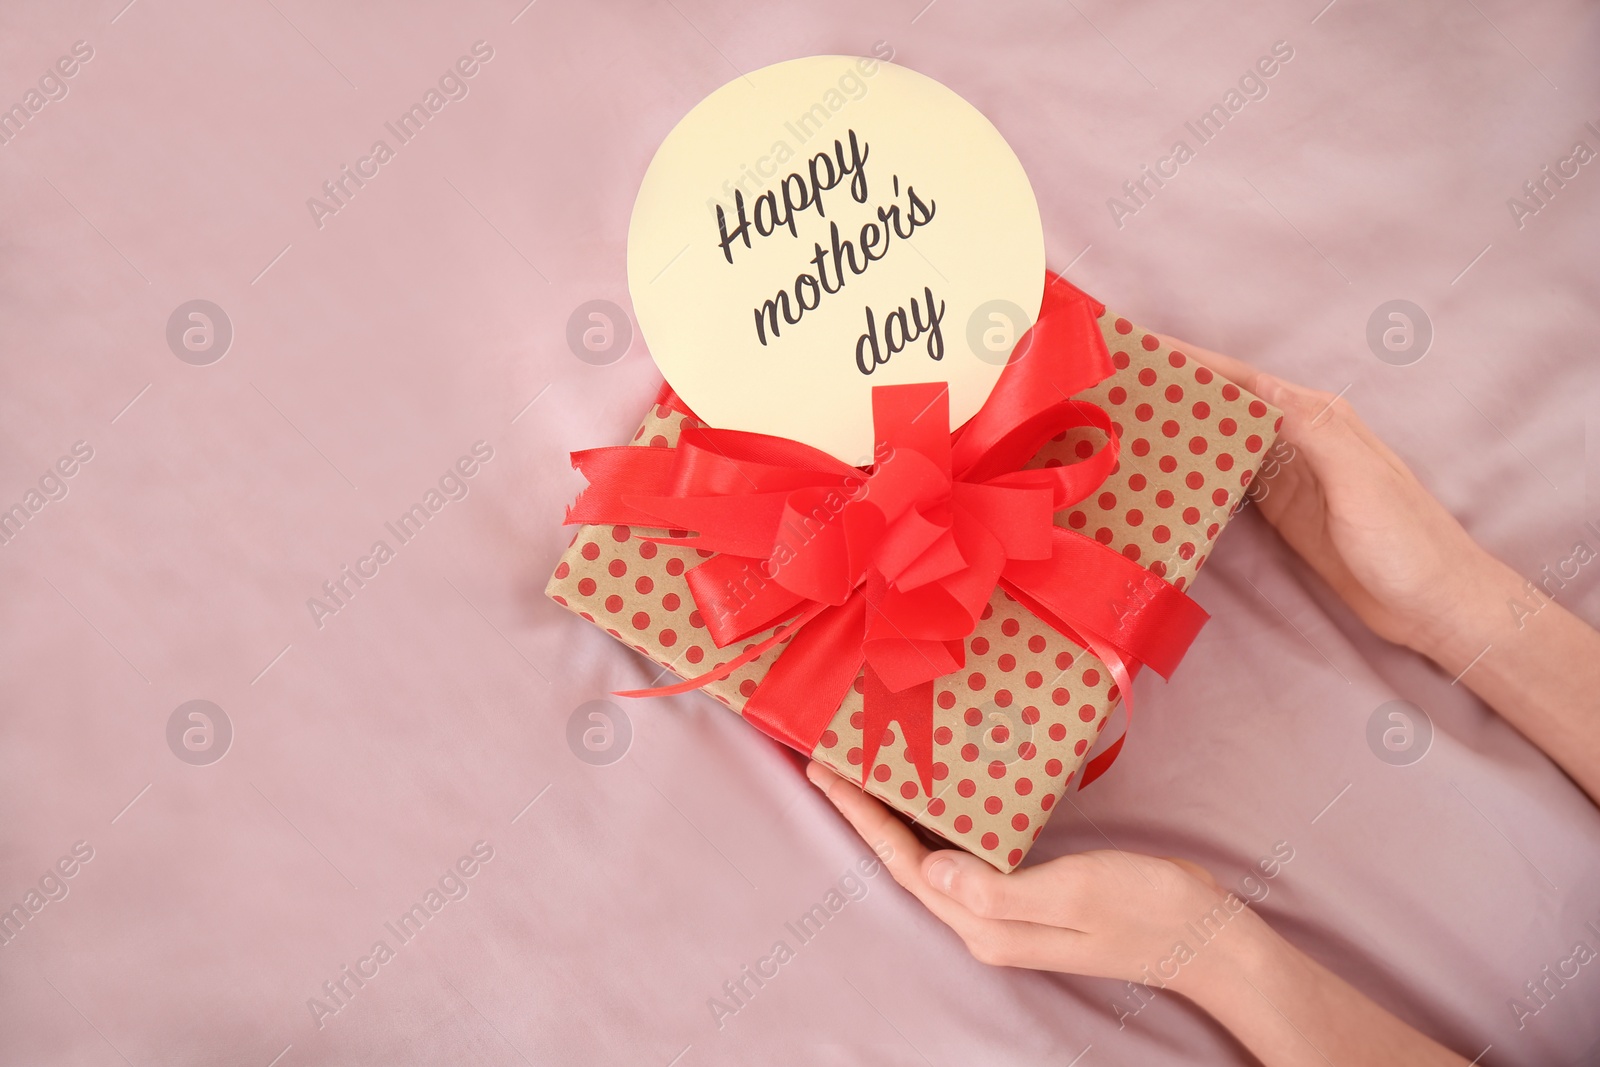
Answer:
[{"left": 566, "top": 274, "right": 1208, "bottom": 793}]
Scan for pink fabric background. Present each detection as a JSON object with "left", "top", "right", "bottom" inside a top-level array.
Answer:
[{"left": 3, "top": 1, "right": 1598, "bottom": 1064}]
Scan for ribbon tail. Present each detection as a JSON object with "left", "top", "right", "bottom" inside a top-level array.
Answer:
[
  {"left": 1068, "top": 628, "right": 1135, "bottom": 791},
  {"left": 614, "top": 602, "right": 823, "bottom": 698},
  {"left": 861, "top": 668, "right": 936, "bottom": 797}
]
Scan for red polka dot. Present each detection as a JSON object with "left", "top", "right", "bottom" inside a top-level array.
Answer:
[
  {"left": 1015, "top": 778, "right": 1034, "bottom": 795},
  {"left": 554, "top": 562, "right": 570, "bottom": 579},
  {"left": 1122, "top": 544, "right": 1141, "bottom": 561},
  {"left": 932, "top": 762, "right": 950, "bottom": 781},
  {"left": 1178, "top": 542, "right": 1196, "bottom": 560},
  {"left": 984, "top": 796, "right": 1003, "bottom": 815},
  {"left": 1131, "top": 438, "right": 1151, "bottom": 457},
  {"left": 1192, "top": 401, "right": 1210, "bottom": 420},
  {"left": 961, "top": 744, "right": 980, "bottom": 762},
  {"left": 1161, "top": 420, "right": 1180, "bottom": 438},
  {"left": 1128, "top": 473, "right": 1147, "bottom": 491},
  {"left": 958, "top": 778, "right": 977, "bottom": 797},
  {"left": 635, "top": 575, "right": 653, "bottom": 593},
  {"left": 689, "top": 610, "right": 705, "bottom": 628},
  {"left": 1028, "top": 635, "right": 1047, "bottom": 654},
  {"left": 1138, "top": 369, "right": 1158, "bottom": 389},
  {"left": 1249, "top": 400, "right": 1268, "bottom": 418},
  {"left": 1222, "top": 383, "right": 1240, "bottom": 401},
  {"left": 1040, "top": 794, "right": 1055, "bottom": 811},
  {"left": 1216, "top": 453, "right": 1235, "bottom": 471},
  {"left": 1183, "top": 507, "right": 1201, "bottom": 524},
  {"left": 987, "top": 760, "right": 1007, "bottom": 779},
  {"left": 1207, "top": 523, "right": 1220, "bottom": 539},
  {"left": 1011, "top": 813, "right": 1030, "bottom": 831},
  {"left": 577, "top": 577, "right": 597, "bottom": 596},
  {"left": 1023, "top": 668, "right": 1044, "bottom": 689},
  {"left": 1185, "top": 473, "right": 1205, "bottom": 492},
  {"left": 1134, "top": 403, "right": 1154, "bottom": 422},
  {"left": 1094, "top": 527, "right": 1113, "bottom": 544},
  {"left": 900, "top": 781, "right": 919, "bottom": 799},
  {"left": 639, "top": 541, "right": 658, "bottom": 559},
  {"left": 995, "top": 689, "right": 1013, "bottom": 707},
  {"left": 1126, "top": 509, "right": 1143, "bottom": 526},
  {"left": 1067, "top": 510, "right": 1087, "bottom": 529},
  {"left": 968, "top": 672, "right": 987, "bottom": 690},
  {"left": 659, "top": 629, "right": 677, "bottom": 646},
  {"left": 1056, "top": 652, "right": 1074, "bottom": 669},
  {"left": 612, "top": 525, "right": 631, "bottom": 542},
  {"left": 665, "top": 558, "right": 685, "bottom": 576},
  {"left": 1021, "top": 705, "right": 1040, "bottom": 724},
  {"left": 1052, "top": 688, "right": 1070, "bottom": 706},
  {"left": 1219, "top": 417, "right": 1237, "bottom": 436},
  {"left": 1079, "top": 705, "right": 1096, "bottom": 722},
  {"left": 1155, "top": 489, "right": 1175, "bottom": 508},
  {"left": 954, "top": 815, "right": 973, "bottom": 833},
  {"left": 971, "top": 636, "right": 990, "bottom": 655},
  {"left": 928, "top": 797, "right": 946, "bottom": 815},
  {"left": 1001, "top": 618, "right": 1020, "bottom": 637},
  {"left": 1149, "top": 560, "right": 1167, "bottom": 577},
  {"left": 604, "top": 595, "right": 624, "bottom": 613},
  {"left": 685, "top": 646, "right": 704, "bottom": 663},
  {"left": 1107, "top": 386, "right": 1127, "bottom": 405},
  {"left": 1213, "top": 488, "right": 1230, "bottom": 506},
  {"left": 739, "top": 679, "right": 757, "bottom": 697},
  {"left": 1140, "top": 334, "right": 1160, "bottom": 351},
  {"left": 1049, "top": 723, "right": 1067, "bottom": 741},
  {"left": 1114, "top": 318, "right": 1132, "bottom": 334},
  {"left": 1008, "top": 848, "right": 1024, "bottom": 866},
  {"left": 1168, "top": 351, "right": 1187, "bottom": 367},
  {"left": 937, "top": 690, "right": 956, "bottom": 709},
  {"left": 1082, "top": 668, "right": 1100, "bottom": 686},
  {"left": 1074, "top": 739, "right": 1089, "bottom": 755},
  {"left": 1188, "top": 436, "right": 1208, "bottom": 455},
  {"left": 1246, "top": 434, "right": 1264, "bottom": 453},
  {"left": 1074, "top": 440, "right": 1094, "bottom": 459},
  {"left": 648, "top": 435, "right": 668, "bottom": 448},
  {"left": 1045, "top": 758, "right": 1063, "bottom": 776},
  {"left": 1159, "top": 456, "right": 1177, "bottom": 473},
  {"left": 580, "top": 542, "right": 600, "bottom": 561},
  {"left": 820, "top": 729, "right": 838, "bottom": 747},
  {"left": 934, "top": 726, "right": 953, "bottom": 744},
  {"left": 1164, "top": 384, "right": 1184, "bottom": 403},
  {"left": 872, "top": 764, "right": 891, "bottom": 783},
  {"left": 980, "top": 832, "right": 1000, "bottom": 850},
  {"left": 662, "top": 592, "right": 680, "bottom": 611},
  {"left": 607, "top": 559, "right": 626, "bottom": 578},
  {"left": 965, "top": 707, "right": 983, "bottom": 727},
  {"left": 1112, "top": 351, "right": 1130, "bottom": 369}
]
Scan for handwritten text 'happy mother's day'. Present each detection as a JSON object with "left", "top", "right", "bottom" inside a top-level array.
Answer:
[{"left": 714, "top": 130, "right": 944, "bottom": 377}]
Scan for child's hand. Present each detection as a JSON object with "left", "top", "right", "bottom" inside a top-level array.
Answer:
[
  {"left": 806, "top": 762, "right": 1265, "bottom": 999},
  {"left": 1167, "top": 339, "right": 1501, "bottom": 659}
]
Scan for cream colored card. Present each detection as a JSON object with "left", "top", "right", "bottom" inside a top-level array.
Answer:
[{"left": 627, "top": 55, "right": 1045, "bottom": 463}]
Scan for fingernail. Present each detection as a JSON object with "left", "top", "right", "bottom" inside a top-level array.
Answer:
[
  {"left": 804, "top": 762, "right": 831, "bottom": 796},
  {"left": 926, "top": 858, "right": 957, "bottom": 893}
]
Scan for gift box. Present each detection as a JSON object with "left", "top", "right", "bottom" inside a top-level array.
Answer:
[{"left": 547, "top": 301, "right": 1280, "bottom": 871}]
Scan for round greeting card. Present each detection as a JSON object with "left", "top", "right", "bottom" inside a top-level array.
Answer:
[{"left": 627, "top": 55, "right": 1045, "bottom": 464}]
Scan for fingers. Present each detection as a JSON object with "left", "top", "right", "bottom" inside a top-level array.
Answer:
[
  {"left": 921, "top": 850, "right": 1088, "bottom": 928},
  {"left": 1154, "top": 331, "right": 1417, "bottom": 485},
  {"left": 1152, "top": 333, "right": 1272, "bottom": 399},
  {"left": 805, "top": 763, "right": 961, "bottom": 921}
]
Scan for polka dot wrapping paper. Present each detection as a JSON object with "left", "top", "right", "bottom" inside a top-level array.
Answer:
[{"left": 546, "top": 311, "right": 1281, "bottom": 871}]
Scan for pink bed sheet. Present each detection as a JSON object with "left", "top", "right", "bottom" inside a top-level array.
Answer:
[{"left": 2, "top": 0, "right": 1598, "bottom": 1064}]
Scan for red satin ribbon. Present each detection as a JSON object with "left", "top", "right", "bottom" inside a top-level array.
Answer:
[{"left": 565, "top": 273, "right": 1209, "bottom": 794}]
